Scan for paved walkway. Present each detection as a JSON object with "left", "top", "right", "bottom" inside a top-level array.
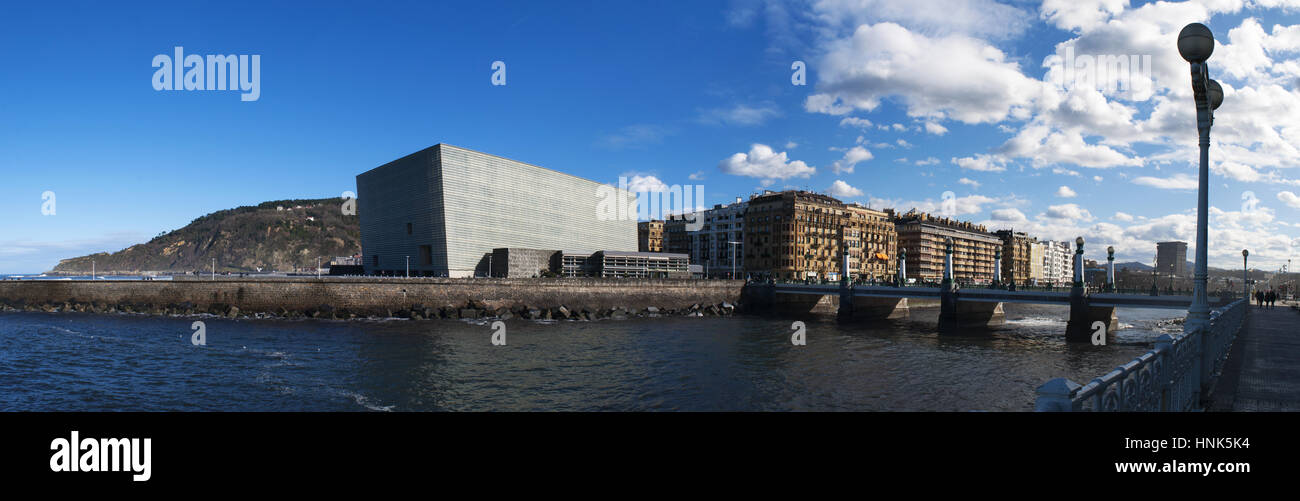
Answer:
[{"left": 1210, "top": 302, "right": 1300, "bottom": 411}]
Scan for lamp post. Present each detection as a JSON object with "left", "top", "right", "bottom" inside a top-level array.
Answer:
[
  {"left": 993, "top": 248, "right": 1002, "bottom": 289},
  {"left": 1073, "top": 237, "right": 1085, "bottom": 288},
  {"left": 897, "top": 248, "right": 906, "bottom": 287},
  {"left": 1106, "top": 246, "right": 1116, "bottom": 292},
  {"left": 942, "top": 237, "right": 954, "bottom": 288},
  {"left": 1237, "top": 247, "right": 1248, "bottom": 299},
  {"left": 729, "top": 241, "right": 742, "bottom": 279},
  {"left": 1178, "top": 22, "right": 1224, "bottom": 333}
]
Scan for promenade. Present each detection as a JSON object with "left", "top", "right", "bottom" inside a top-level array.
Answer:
[{"left": 1209, "top": 301, "right": 1300, "bottom": 411}]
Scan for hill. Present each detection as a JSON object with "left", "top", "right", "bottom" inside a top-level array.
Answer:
[{"left": 51, "top": 198, "right": 359, "bottom": 273}]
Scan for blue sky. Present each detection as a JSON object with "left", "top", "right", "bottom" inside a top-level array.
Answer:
[{"left": 2, "top": 0, "right": 1300, "bottom": 273}]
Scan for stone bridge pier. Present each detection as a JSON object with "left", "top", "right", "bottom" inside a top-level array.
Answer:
[
  {"left": 837, "top": 290, "right": 909, "bottom": 321},
  {"left": 1066, "top": 295, "right": 1119, "bottom": 343},
  {"left": 938, "top": 286, "right": 1006, "bottom": 333}
]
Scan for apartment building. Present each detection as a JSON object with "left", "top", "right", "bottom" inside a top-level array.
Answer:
[{"left": 890, "top": 210, "right": 1000, "bottom": 283}]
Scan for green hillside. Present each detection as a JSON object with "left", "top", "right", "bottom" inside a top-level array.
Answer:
[{"left": 52, "top": 198, "right": 360, "bottom": 273}]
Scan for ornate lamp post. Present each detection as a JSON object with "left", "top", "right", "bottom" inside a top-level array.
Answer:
[
  {"left": 1242, "top": 249, "right": 1249, "bottom": 301},
  {"left": 897, "top": 248, "right": 907, "bottom": 287},
  {"left": 942, "top": 237, "right": 955, "bottom": 289},
  {"left": 1178, "top": 22, "right": 1225, "bottom": 333},
  {"left": 1105, "top": 246, "right": 1116, "bottom": 292}
]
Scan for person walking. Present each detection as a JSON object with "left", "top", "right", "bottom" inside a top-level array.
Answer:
[
  {"left": 1268, "top": 290, "right": 1277, "bottom": 309},
  {"left": 1255, "top": 290, "right": 1264, "bottom": 308}
]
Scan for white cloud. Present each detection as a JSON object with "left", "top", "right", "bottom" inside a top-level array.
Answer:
[
  {"left": 804, "top": 22, "right": 1044, "bottom": 123},
  {"left": 718, "top": 144, "right": 816, "bottom": 180},
  {"left": 1133, "top": 173, "right": 1198, "bottom": 190},
  {"left": 952, "top": 154, "right": 1008, "bottom": 172},
  {"left": 915, "top": 157, "right": 940, "bottom": 166},
  {"left": 1113, "top": 211, "right": 1135, "bottom": 222},
  {"left": 924, "top": 122, "right": 949, "bottom": 135},
  {"left": 839, "top": 117, "right": 874, "bottom": 129},
  {"left": 626, "top": 174, "right": 669, "bottom": 192},
  {"left": 991, "top": 208, "right": 1027, "bottom": 222},
  {"left": 698, "top": 103, "right": 781, "bottom": 126},
  {"left": 1057, "top": 185, "right": 1078, "bottom": 198},
  {"left": 958, "top": 177, "right": 981, "bottom": 188},
  {"left": 831, "top": 145, "right": 874, "bottom": 174},
  {"left": 828, "top": 179, "right": 865, "bottom": 198},
  {"left": 688, "top": 171, "right": 706, "bottom": 181},
  {"left": 785, "top": 141, "right": 799, "bottom": 149},
  {"left": 1043, "top": 203, "right": 1094, "bottom": 221},
  {"left": 1280, "top": 191, "right": 1300, "bottom": 209}
]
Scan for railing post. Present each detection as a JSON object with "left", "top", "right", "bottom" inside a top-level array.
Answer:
[
  {"left": 1155, "top": 334, "right": 1174, "bottom": 411},
  {"left": 1035, "top": 378, "right": 1081, "bottom": 412}
]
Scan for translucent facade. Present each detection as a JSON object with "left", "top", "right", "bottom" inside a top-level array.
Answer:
[{"left": 356, "top": 144, "right": 637, "bottom": 277}]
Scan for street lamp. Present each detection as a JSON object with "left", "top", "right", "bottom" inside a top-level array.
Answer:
[
  {"left": 1242, "top": 249, "right": 1249, "bottom": 301},
  {"left": 729, "top": 241, "right": 742, "bottom": 279},
  {"left": 1178, "top": 22, "right": 1224, "bottom": 333}
]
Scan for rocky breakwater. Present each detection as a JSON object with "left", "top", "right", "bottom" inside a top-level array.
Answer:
[{"left": 0, "top": 277, "right": 745, "bottom": 322}]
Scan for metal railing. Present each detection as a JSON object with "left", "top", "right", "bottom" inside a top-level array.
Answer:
[{"left": 1035, "top": 298, "right": 1247, "bottom": 412}]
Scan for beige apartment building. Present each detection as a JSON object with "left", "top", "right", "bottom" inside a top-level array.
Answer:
[
  {"left": 744, "top": 190, "right": 848, "bottom": 281},
  {"left": 844, "top": 203, "right": 898, "bottom": 282},
  {"left": 890, "top": 210, "right": 1000, "bottom": 283},
  {"left": 637, "top": 220, "right": 664, "bottom": 253},
  {"left": 996, "top": 230, "right": 1037, "bottom": 286}
]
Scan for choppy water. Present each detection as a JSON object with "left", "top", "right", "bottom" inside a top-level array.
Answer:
[{"left": 0, "top": 304, "right": 1185, "bottom": 411}]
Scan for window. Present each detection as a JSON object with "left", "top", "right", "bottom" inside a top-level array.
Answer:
[
  {"left": 406, "top": 223, "right": 413, "bottom": 235},
  {"left": 372, "top": 255, "right": 379, "bottom": 267},
  {"left": 419, "top": 245, "right": 432, "bottom": 266}
]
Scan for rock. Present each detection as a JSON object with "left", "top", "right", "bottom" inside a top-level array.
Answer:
[
  {"left": 226, "top": 305, "right": 240, "bottom": 318},
  {"left": 646, "top": 306, "right": 660, "bottom": 314},
  {"left": 556, "top": 305, "right": 571, "bottom": 319},
  {"left": 721, "top": 301, "right": 735, "bottom": 311},
  {"left": 499, "top": 311, "right": 514, "bottom": 320},
  {"left": 459, "top": 308, "right": 481, "bottom": 319}
]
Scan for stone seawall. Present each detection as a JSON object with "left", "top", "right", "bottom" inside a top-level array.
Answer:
[{"left": 0, "top": 278, "right": 745, "bottom": 321}]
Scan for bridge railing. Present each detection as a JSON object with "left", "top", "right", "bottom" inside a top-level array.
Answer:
[{"left": 1035, "top": 298, "right": 1247, "bottom": 412}]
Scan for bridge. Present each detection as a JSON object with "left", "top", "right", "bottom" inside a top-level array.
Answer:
[{"left": 746, "top": 238, "right": 1234, "bottom": 342}]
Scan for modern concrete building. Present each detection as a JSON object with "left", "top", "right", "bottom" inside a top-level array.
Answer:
[
  {"left": 1157, "top": 241, "right": 1188, "bottom": 278},
  {"left": 356, "top": 144, "right": 637, "bottom": 277}
]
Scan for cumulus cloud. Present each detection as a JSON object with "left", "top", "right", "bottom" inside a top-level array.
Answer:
[
  {"left": 958, "top": 177, "right": 981, "bottom": 188},
  {"left": 626, "top": 174, "right": 669, "bottom": 192},
  {"left": 832, "top": 145, "right": 874, "bottom": 174},
  {"left": 804, "top": 22, "right": 1044, "bottom": 123},
  {"left": 718, "top": 144, "right": 816, "bottom": 180},
  {"left": 1280, "top": 191, "right": 1300, "bottom": 209},
  {"left": 828, "top": 179, "right": 865, "bottom": 198},
  {"left": 991, "top": 208, "right": 1028, "bottom": 222},
  {"left": 1057, "top": 185, "right": 1078, "bottom": 198}
]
